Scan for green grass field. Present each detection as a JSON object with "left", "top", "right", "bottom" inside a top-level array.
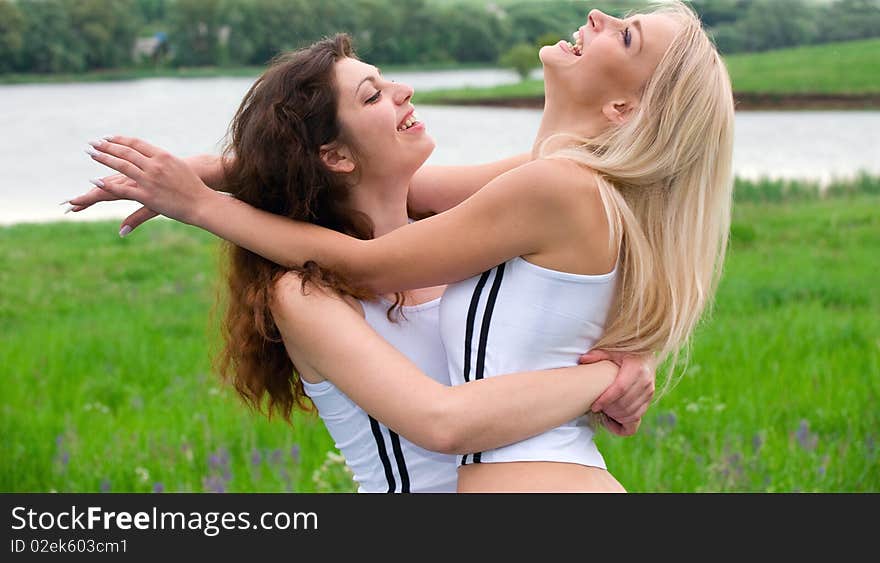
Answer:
[
  {"left": 724, "top": 38, "right": 880, "bottom": 95},
  {"left": 1, "top": 179, "right": 878, "bottom": 493},
  {"left": 416, "top": 38, "right": 880, "bottom": 104}
]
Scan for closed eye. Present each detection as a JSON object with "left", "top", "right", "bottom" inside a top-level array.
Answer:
[
  {"left": 366, "top": 91, "right": 381, "bottom": 104},
  {"left": 623, "top": 27, "right": 632, "bottom": 47}
]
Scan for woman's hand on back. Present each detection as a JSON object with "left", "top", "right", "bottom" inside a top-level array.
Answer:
[{"left": 579, "top": 349, "right": 657, "bottom": 437}]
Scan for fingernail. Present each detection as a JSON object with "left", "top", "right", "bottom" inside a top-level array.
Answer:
[
  {"left": 102, "top": 135, "right": 114, "bottom": 141},
  {"left": 90, "top": 178, "right": 105, "bottom": 188},
  {"left": 119, "top": 225, "right": 132, "bottom": 238},
  {"left": 88, "top": 139, "right": 104, "bottom": 148},
  {"left": 85, "top": 147, "right": 100, "bottom": 157},
  {"left": 63, "top": 204, "right": 75, "bottom": 214},
  {"left": 59, "top": 200, "right": 70, "bottom": 206}
]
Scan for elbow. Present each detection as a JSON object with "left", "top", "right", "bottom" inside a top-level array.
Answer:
[
  {"left": 423, "top": 427, "right": 463, "bottom": 456},
  {"left": 421, "top": 397, "right": 470, "bottom": 455},
  {"left": 420, "top": 429, "right": 461, "bottom": 456}
]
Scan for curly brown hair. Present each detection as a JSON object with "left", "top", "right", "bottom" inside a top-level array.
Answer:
[{"left": 215, "top": 34, "right": 389, "bottom": 424}]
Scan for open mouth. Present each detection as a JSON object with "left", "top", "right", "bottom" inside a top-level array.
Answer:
[
  {"left": 397, "top": 112, "right": 421, "bottom": 132},
  {"left": 564, "top": 28, "right": 584, "bottom": 56}
]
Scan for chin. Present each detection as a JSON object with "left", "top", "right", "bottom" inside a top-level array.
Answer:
[
  {"left": 415, "top": 137, "right": 436, "bottom": 167},
  {"left": 538, "top": 45, "right": 556, "bottom": 66}
]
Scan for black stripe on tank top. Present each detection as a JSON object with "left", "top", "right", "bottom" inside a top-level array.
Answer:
[
  {"left": 388, "top": 430, "right": 411, "bottom": 493},
  {"left": 461, "top": 269, "right": 492, "bottom": 466},
  {"left": 472, "top": 263, "right": 506, "bottom": 464},
  {"left": 462, "top": 270, "right": 492, "bottom": 384},
  {"left": 368, "top": 416, "right": 396, "bottom": 493}
]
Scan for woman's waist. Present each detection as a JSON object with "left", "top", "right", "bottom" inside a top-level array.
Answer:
[{"left": 457, "top": 462, "right": 623, "bottom": 493}]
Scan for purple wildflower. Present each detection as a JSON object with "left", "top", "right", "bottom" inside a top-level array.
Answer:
[
  {"left": 204, "top": 448, "right": 233, "bottom": 492},
  {"left": 290, "top": 445, "right": 301, "bottom": 464},
  {"left": 659, "top": 412, "right": 677, "bottom": 429},
  {"left": 99, "top": 479, "right": 111, "bottom": 493},
  {"left": 795, "top": 419, "right": 818, "bottom": 451},
  {"left": 817, "top": 455, "right": 829, "bottom": 477},
  {"left": 250, "top": 449, "right": 262, "bottom": 467},
  {"left": 203, "top": 476, "right": 226, "bottom": 493},
  {"left": 752, "top": 433, "right": 764, "bottom": 453},
  {"left": 153, "top": 482, "right": 165, "bottom": 493}
]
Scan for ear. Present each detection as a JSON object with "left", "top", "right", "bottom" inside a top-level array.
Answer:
[
  {"left": 602, "top": 99, "right": 637, "bottom": 124},
  {"left": 319, "top": 143, "right": 356, "bottom": 174}
]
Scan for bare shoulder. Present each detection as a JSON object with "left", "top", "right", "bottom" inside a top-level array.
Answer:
[
  {"left": 270, "top": 271, "right": 364, "bottom": 320},
  {"left": 513, "top": 158, "right": 615, "bottom": 274},
  {"left": 500, "top": 157, "right": 600, "bottom": 208}
]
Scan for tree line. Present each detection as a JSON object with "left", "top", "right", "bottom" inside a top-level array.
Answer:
[{"left": 0, "top": 0, "right": 878, "bottom": 75}]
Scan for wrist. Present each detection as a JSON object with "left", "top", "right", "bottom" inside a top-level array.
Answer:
[{"left": 187, "top": 185, "right": 223, "bottom": 228}]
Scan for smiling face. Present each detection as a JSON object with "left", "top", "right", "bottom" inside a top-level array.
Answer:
[
  {"left": 328, "top": 57, "right": 436, "bottom": 180},
  {"left": 540, "top": 9, "right": 681, "bottom": 122}
]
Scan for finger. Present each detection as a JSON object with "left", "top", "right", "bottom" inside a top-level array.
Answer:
[
  {"left": 87, "top": 146, "right": 145, "bottom": 182},
  {"left": 119, "top": 206, "right": 159, "bottom": 236},
  {"left": 598, "top": 354, "right": 655, "bottom": 412},
  {"left": 591, "top": 379, "right": 626, "bottom": 413},
  {"left": 97, "top": 177, "right": 142, "bottom": 202},
  {"left": 610, "top": 419, "right": 641, "bottom": 437},
  {"left": 103, "top": 135, "right": 161, "bottom": 158},
  {"left": 603, "top": 383, "right": 652, "bottom": 422},
  {"left": 67, "top": 186, "right": 113, "bottom": 208},
  {"left": 88, "top": 139, "right": 151, "bottom": 171},
  {"left": 602, "top": 416, "right": 626, "bottom": 436},
  {"left": 591, "top": 359, "right": 639, "bottom": 412},
  {"left": 578, "top": 349, "right": 613, "bottom": 365}
]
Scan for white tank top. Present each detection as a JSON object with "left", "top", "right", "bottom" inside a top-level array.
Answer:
[
  {"left": 439, "top": 255, "right": 618, "bottom": 468},
  {"left": 302, "top": 296, "right": 458, "bottom": 493}
]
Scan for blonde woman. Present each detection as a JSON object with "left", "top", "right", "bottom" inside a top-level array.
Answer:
[{"left": 79, "top": 1, "right": 734, "bottom": 491}]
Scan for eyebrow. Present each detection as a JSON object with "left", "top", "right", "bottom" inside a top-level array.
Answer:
[
  {"left": 633, "top": 19, "right": 643, "bottom": 55},
  {"left": 355, "top": 67, "right": 383, "bottom": 97},
  {"left": 356, "top": 76, "right": 378, "bottom": 98}
]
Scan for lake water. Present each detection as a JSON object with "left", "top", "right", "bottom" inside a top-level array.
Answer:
[{"left": 2, "top": 69, "right": 878, "bottom": 225}]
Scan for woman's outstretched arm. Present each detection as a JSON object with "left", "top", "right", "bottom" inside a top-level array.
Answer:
[
  {"left": 69, "top": 150, "right": 530, "bottom": 229},
  {"left": 271, "top": 272, "right": 616, "bottom": 455},
  {"left": 86, "top": 137, "right": 591, "bottom": 294}
]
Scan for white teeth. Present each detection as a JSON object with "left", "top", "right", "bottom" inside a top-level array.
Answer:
[{"left": 398, "top": 114, "right": 420, "bottom": 132}]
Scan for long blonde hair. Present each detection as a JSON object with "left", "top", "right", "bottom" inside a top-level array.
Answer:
[{"left": 544, "top": 1, "right": 735, "bottom": 396}]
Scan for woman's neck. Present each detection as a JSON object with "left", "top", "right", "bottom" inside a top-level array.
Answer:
[
  {"left": 349, "top": 172, "right": 446, "bottom": 305},
  {"left": 533, "top": 98, "right": 607, "bottom": 158},
  {"left": 347, "top": 175, "right": 411, "bottom": 238}
]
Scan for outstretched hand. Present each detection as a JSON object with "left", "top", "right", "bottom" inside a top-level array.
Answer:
[
  {"left": 579, "top": 349, "right": 657, "bottom": 437},
  {"left": 67, "top": 174, "right": 160, "bottom": 236},
  {"left": 80, "top": 136, "right": 215, "bottom": 233}
]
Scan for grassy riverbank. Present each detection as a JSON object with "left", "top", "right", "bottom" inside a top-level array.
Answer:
[
  {"left": 1, "top": 177, "right": 878, "bottom": 493},
  {"left": 416, "top": 38, "right": 880, "bottom": 108}
]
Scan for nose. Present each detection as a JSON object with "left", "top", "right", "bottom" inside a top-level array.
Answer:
[
  {"left": 587, "top": 9, "right": 605, "bottom": 31},
  {"left": 393, "top": 81, "right": 414, "bottom": 105}
]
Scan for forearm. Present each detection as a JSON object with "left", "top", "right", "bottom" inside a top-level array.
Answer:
[
  {"left": 183, "top": 154, "right": 232, "bottom": 190},
  {"left": 408, "top": 152, "right": 531, "bottom": 215},
  {"left": 195, "top": 190, "right": 372, "bottom": 274},
  {"left": 436, "top": 361, "right": 617, "bottom": 454}
]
